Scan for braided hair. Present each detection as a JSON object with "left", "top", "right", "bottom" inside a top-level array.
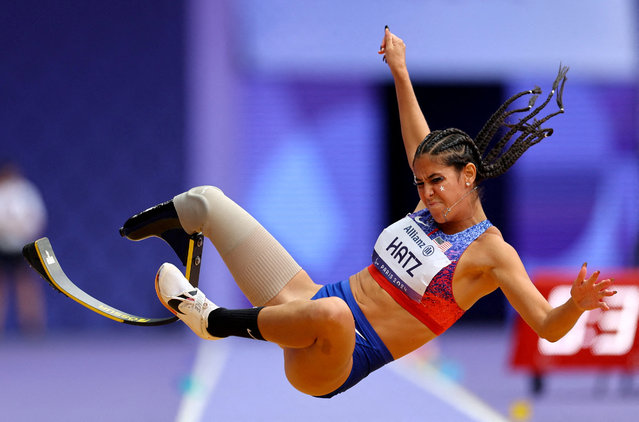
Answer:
[{"left": 413, "top": 65, "right": 569, "bottom": 183}]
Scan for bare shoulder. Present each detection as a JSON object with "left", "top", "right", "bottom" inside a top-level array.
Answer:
[
  {"left": 467, "top": 226, "right": 522, "bottom": 270},
  {"left": 453, "top": 225, "right": 525, "bottom": 308}
]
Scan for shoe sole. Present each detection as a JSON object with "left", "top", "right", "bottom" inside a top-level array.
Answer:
[{"left": 155, "top": 267, "right": 179, "bottom": 317}]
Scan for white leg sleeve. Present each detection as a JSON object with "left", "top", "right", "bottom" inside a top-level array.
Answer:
[{"left": 173, "top": 186, "right": 301, "bottom": 306}]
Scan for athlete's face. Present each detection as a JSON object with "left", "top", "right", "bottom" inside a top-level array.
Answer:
[{"left": 412, "top": 154, "right": 475, "bottom": 223}]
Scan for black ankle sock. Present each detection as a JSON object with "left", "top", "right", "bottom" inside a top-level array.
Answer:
[{"left": 207, "top": 307, "right": 265, "bottom": 340}]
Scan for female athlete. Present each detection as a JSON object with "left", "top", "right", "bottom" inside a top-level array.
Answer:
[{"left": 120, "top": 28, "right": 616, "bottom": 398}]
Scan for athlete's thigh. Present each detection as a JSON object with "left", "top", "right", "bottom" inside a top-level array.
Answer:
[
  {"left": 281, "top": 297, "right": 355, "bottom": 396},
  {"left": 265, "top": 269, "right": 322, "bottom": 306}
]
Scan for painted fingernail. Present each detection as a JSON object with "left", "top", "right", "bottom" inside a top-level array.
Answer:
[{"left": 385, "top": 25, "right": 389, "bottom": 29}]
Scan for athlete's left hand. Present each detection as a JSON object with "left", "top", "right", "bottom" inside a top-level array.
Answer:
[{"left": 570, "top": 263, "right": 616, "bottom": 311}]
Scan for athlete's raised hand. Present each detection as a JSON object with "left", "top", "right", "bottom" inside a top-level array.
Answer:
[
  {"left": 570, "top": 263, "right": 616, "bottom": 311},
  {"left": 379, "top": 26, "right": 407, "bottom": 75}
]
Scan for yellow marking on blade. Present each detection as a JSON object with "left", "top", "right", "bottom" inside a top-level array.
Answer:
[
  {"left": 34, "top": 241, "right": 126, "bottom": 324},
  {"left": 185, "top": 237, "right": 195, "bottom": 280}
]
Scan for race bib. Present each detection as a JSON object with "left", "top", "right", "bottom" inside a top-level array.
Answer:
[{"left": 373, "top": 216, "right": 451, "bottom": 302}]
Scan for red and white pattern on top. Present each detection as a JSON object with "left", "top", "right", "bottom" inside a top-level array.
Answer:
[{"left": 370, "top": 209, "right": 493, "bottom": 335}]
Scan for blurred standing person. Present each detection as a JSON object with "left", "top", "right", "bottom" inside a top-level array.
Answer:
[{"left": 0, "top": 161, "right": 47, "bottom": 336}]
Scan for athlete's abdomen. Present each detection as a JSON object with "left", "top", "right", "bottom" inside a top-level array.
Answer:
[{"left": 349, "top": 268, "right": 437, "bottom": 359}]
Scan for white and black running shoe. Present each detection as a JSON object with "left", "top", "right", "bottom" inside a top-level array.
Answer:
[{"left": 155, "top": 262, "right": 219, "bottom": 340}]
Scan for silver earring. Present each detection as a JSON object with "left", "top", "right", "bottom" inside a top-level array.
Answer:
[{"left": 465, "top": 182, "right": 470, "bottom": 187}]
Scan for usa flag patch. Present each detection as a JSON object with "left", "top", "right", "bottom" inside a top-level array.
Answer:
[{"left": 433, "top": 236, "right": 452, "bottom": 253}]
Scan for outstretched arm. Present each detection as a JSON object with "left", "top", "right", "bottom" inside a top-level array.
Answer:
[
  {"left": 493, "top": 243, "right": 616, "bottom": 342},
  {"left": 537, "top": 263, "right": 617, "bottom": 341},
  {"left": 380, "top": 27, "right": 429, "bottom": 171}
]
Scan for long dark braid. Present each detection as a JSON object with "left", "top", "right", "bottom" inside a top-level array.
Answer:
[{"left": 413, "top": 65, "right": 569, "bottom": 182}]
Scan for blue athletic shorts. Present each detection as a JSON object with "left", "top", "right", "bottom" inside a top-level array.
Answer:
[{"left": 310, "top": 279, "right": 394, "bottom": 398}]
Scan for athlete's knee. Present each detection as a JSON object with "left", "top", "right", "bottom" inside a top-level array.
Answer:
[
  {"left": 180, "top": 185, "right": 224, "bottom": 218},
  {"left": 190, "top": 185, "right": 225, "bottom": 204},
  {"left": 309, "top": 297, "right": 354, "bottom": 337},
  {"left": 173, "top": 185, "right": 224, "bottom": 234}
]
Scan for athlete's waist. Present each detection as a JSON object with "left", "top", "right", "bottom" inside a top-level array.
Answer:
[{"left": 350, "top": 267, "right": 437, "bottom": 358}]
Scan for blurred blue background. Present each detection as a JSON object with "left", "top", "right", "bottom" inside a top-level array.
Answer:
[{"left": 0, "top": 1, "right": 637, "bottom": 421}]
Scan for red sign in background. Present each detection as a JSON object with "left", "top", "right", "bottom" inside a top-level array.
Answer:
[{"left": 511, "top": 270, "right": 639, "bottom": 372}]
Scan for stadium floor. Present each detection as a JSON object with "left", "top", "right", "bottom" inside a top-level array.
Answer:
[{"left": 1, "top": 326, "right": 637, "bottom": 421}]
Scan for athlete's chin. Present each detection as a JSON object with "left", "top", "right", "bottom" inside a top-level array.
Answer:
[
  {"left": 426, "top": 207, "right": 446, "bottom": 223},
  {"left": 431, "top": 214, "right": 447, "bottom": 224}
]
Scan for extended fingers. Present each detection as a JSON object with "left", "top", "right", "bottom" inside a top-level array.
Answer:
[
  {"left": 572, "top": 264, "right": 617, "bottom": 311},
  {"left": 379, "top": 26, "right": 390, "bottom": 55},
  {"left": 575, "top": 262, "right": 588, "bottom": 284},
  {"left": 595, "top": 279, "right": 617, "bottom": 302},
  {"left": 586, "top": 270, "right": 601, "bottom": 286},
  {"left": 575, "top": 262, "right": 602, "bottom": 287},
  {"left": 596, "top": 278, "right": 616, "bottom": 310},
  {"left": 594, "top": 278, "right": 614, "bottom": 291}
]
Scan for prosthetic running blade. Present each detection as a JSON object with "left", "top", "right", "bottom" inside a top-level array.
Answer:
[{"left": 22, "top": 234, "right": 204, "bottom": 326}]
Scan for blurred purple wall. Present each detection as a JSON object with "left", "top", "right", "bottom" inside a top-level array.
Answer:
[{"left": 1, "top": 1, "right": 186, "bottom": 331}]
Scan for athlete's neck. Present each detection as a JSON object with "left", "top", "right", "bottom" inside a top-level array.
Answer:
[{"left": 436, "top": 199, "right": 486, "bottom": 235}]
